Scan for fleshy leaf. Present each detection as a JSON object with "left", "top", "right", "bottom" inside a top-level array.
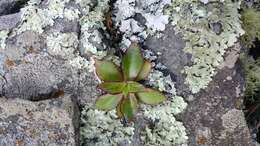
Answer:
[
  {"left": 136, "top": 89, "right": 166, "bottom": 105},
  {"left": 98, "top": 82, "right": 126, "bottom": 94},
  {"left": 96, "top": 94, "right": 122, "bottom": 110},
  {"left": 122, "top": 43, "right": 144, "bottom": 80},
  {"left": 136, "top": 60, "right": 152, "bottom": 81},
  {"left": 121, "top": 94, "right": 138, "bottom": 120},
  {"left": 95, "top": 59, "right": 123, "bottom": 82},
  {"left": 127, "top": 81, "right": 145, "bottom": 93}
]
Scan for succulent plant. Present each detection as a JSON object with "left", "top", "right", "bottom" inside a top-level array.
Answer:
[{"left": 94, "top": 43, "right": 167, "bottom": 121}]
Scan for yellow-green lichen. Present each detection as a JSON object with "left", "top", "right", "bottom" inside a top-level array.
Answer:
[{"left": 166, "top": 0, "right": 244, "bottom": 93}]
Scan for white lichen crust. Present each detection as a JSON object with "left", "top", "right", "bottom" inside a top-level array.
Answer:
[
  {"left": 46, "top": 32, "right": 78, "bottom": 59},
  {"left": 79, "top": 0, "right": 110, "bottom": 55},
  {"left": 166, "top": 0, "right": 244, "bottom": 93},
  {"left": 113, "top": 0, "right": 171, "bottom": 49},
  {"left": 0, "top": 30, "right": 9, "bottom": 49}
]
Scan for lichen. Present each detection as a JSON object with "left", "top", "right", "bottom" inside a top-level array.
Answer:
[
  {"left": 64, "top": 8, "right": 81, "bottom": 21},
  {"left": 147, "top": 69, "right": 176, "bottom": 95},
  {"left": 46, "top": 32, "right": 78, "bottom": 59},
  {"left": 67, "top": 55, "right": 90, "bottom": 70},
  {"left": 79, "top": 0, "right": 110, "bottom": 55},
  {"left": 221, "top": 109, "right": 246, "bottom": 132},
  {"left": 15, "top": 0, "right": 70, "bottom": 34},
  {"left": 141, "top": 118, "right": 187, "bottom": 146},
  {"left": 113, "top": 0, "right": 171, "bottom": 49},
  {"left": 141, "top": 95, "right": 188, "bottom": 145},
  {"left": 141, "top": 71, "right": 188, "bottom": 145},
  {"left": 80, "top": 108, "right": 135, "bottom": 145},
  {"left": 166, "top": 0, "right": 244, "bottom": 93},
  {"left": 0, "top": 30, "right": 9, "bottom": 49}
]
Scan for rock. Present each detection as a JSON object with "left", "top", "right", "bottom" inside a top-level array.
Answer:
[
  {"left": 144, "top": 25, "right": 191, "bottom": 95},
  {"left": 182, "top": 48, "right": 252, "bottom": 145},
  {"left": 0, "top": 13, "right": 21, "bottom": 30},
  {"left": 0, "top": 0, "right": 24, "bottom": 16},
  {"left": 0, "top": 0, "right": 254, "bottom": 145},
  {"left": 144, "top": 25, "right": 252, "bottom": 145},
  {"left": 0, "top": 94, "right": 77, "bottom": 146},
  {"left": 2, "top": 54, "right": 69, "bottom": 100}
]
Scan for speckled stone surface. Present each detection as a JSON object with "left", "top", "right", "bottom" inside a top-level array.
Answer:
[{"left": 0, "top": 95, "right": 77, "bottom": 146}]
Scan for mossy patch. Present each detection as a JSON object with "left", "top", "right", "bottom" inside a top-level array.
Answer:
[{"left": 241, "top": 8, "right": 260, "bottom": 48}]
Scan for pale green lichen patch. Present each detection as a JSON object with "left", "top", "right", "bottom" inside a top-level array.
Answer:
[
  {"left": 80, "top": 108, "right": 135, "bottom": 145},
  {"left": 141, "top": 116, "right": 187, "bottom": 146},
  {"left": 18, "top": 5, "right": 53, "bottom": 34},
  {"left": 0, "top": 30, "right": 9, "bottom": 49},
  {"left": 141, "top": 96, "right": 188, "bottom": 145},
  {"left": 141, "top": 68, "right": 188, "bottom": 145},
  {"left": 67, "top": 55, "right": 91, "bottom": 70},
  {"left": 46, "top": 32, "right": 78, "bottom": 59},
  {"left": 147, "top": 69, "right": 176, "bottom": 95},
  {"left": 166, "top": 0, "right": 244, "bottom": 93},
  {"left": 79, "top": 0, "right": 110, "bottom": 55},
  {"left": 15, "top": 0, "right": 71, "bottom": 34}
]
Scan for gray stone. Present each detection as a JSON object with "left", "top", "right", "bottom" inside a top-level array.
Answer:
[
  {"left": 0, "top": 94, "right": 77, "bottom": 146},
  {"left": 0, "top": 0, "right": 24, "bottom": 15},
  {"left": 2, "top": 54, "right": 69, "bottom": 100},
  {"left": 144, "top": 25, "right": 191, "bottom": 95},
  {"left": 181, "top": 46, "right": 252, "bottom": 145},
  {"left": 2, "top": 31, "right": 45, "bottom": 60},
  {"left": 0, "top": 13, "right": 21, "bottom": 30}
]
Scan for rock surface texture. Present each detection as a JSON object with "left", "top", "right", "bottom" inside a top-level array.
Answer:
[
  {"left": 0, "top": 0, "right": 253, "bottom": 146},
  {"left": 0, "top": 95, "right": 77, "bottom": 146}
]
